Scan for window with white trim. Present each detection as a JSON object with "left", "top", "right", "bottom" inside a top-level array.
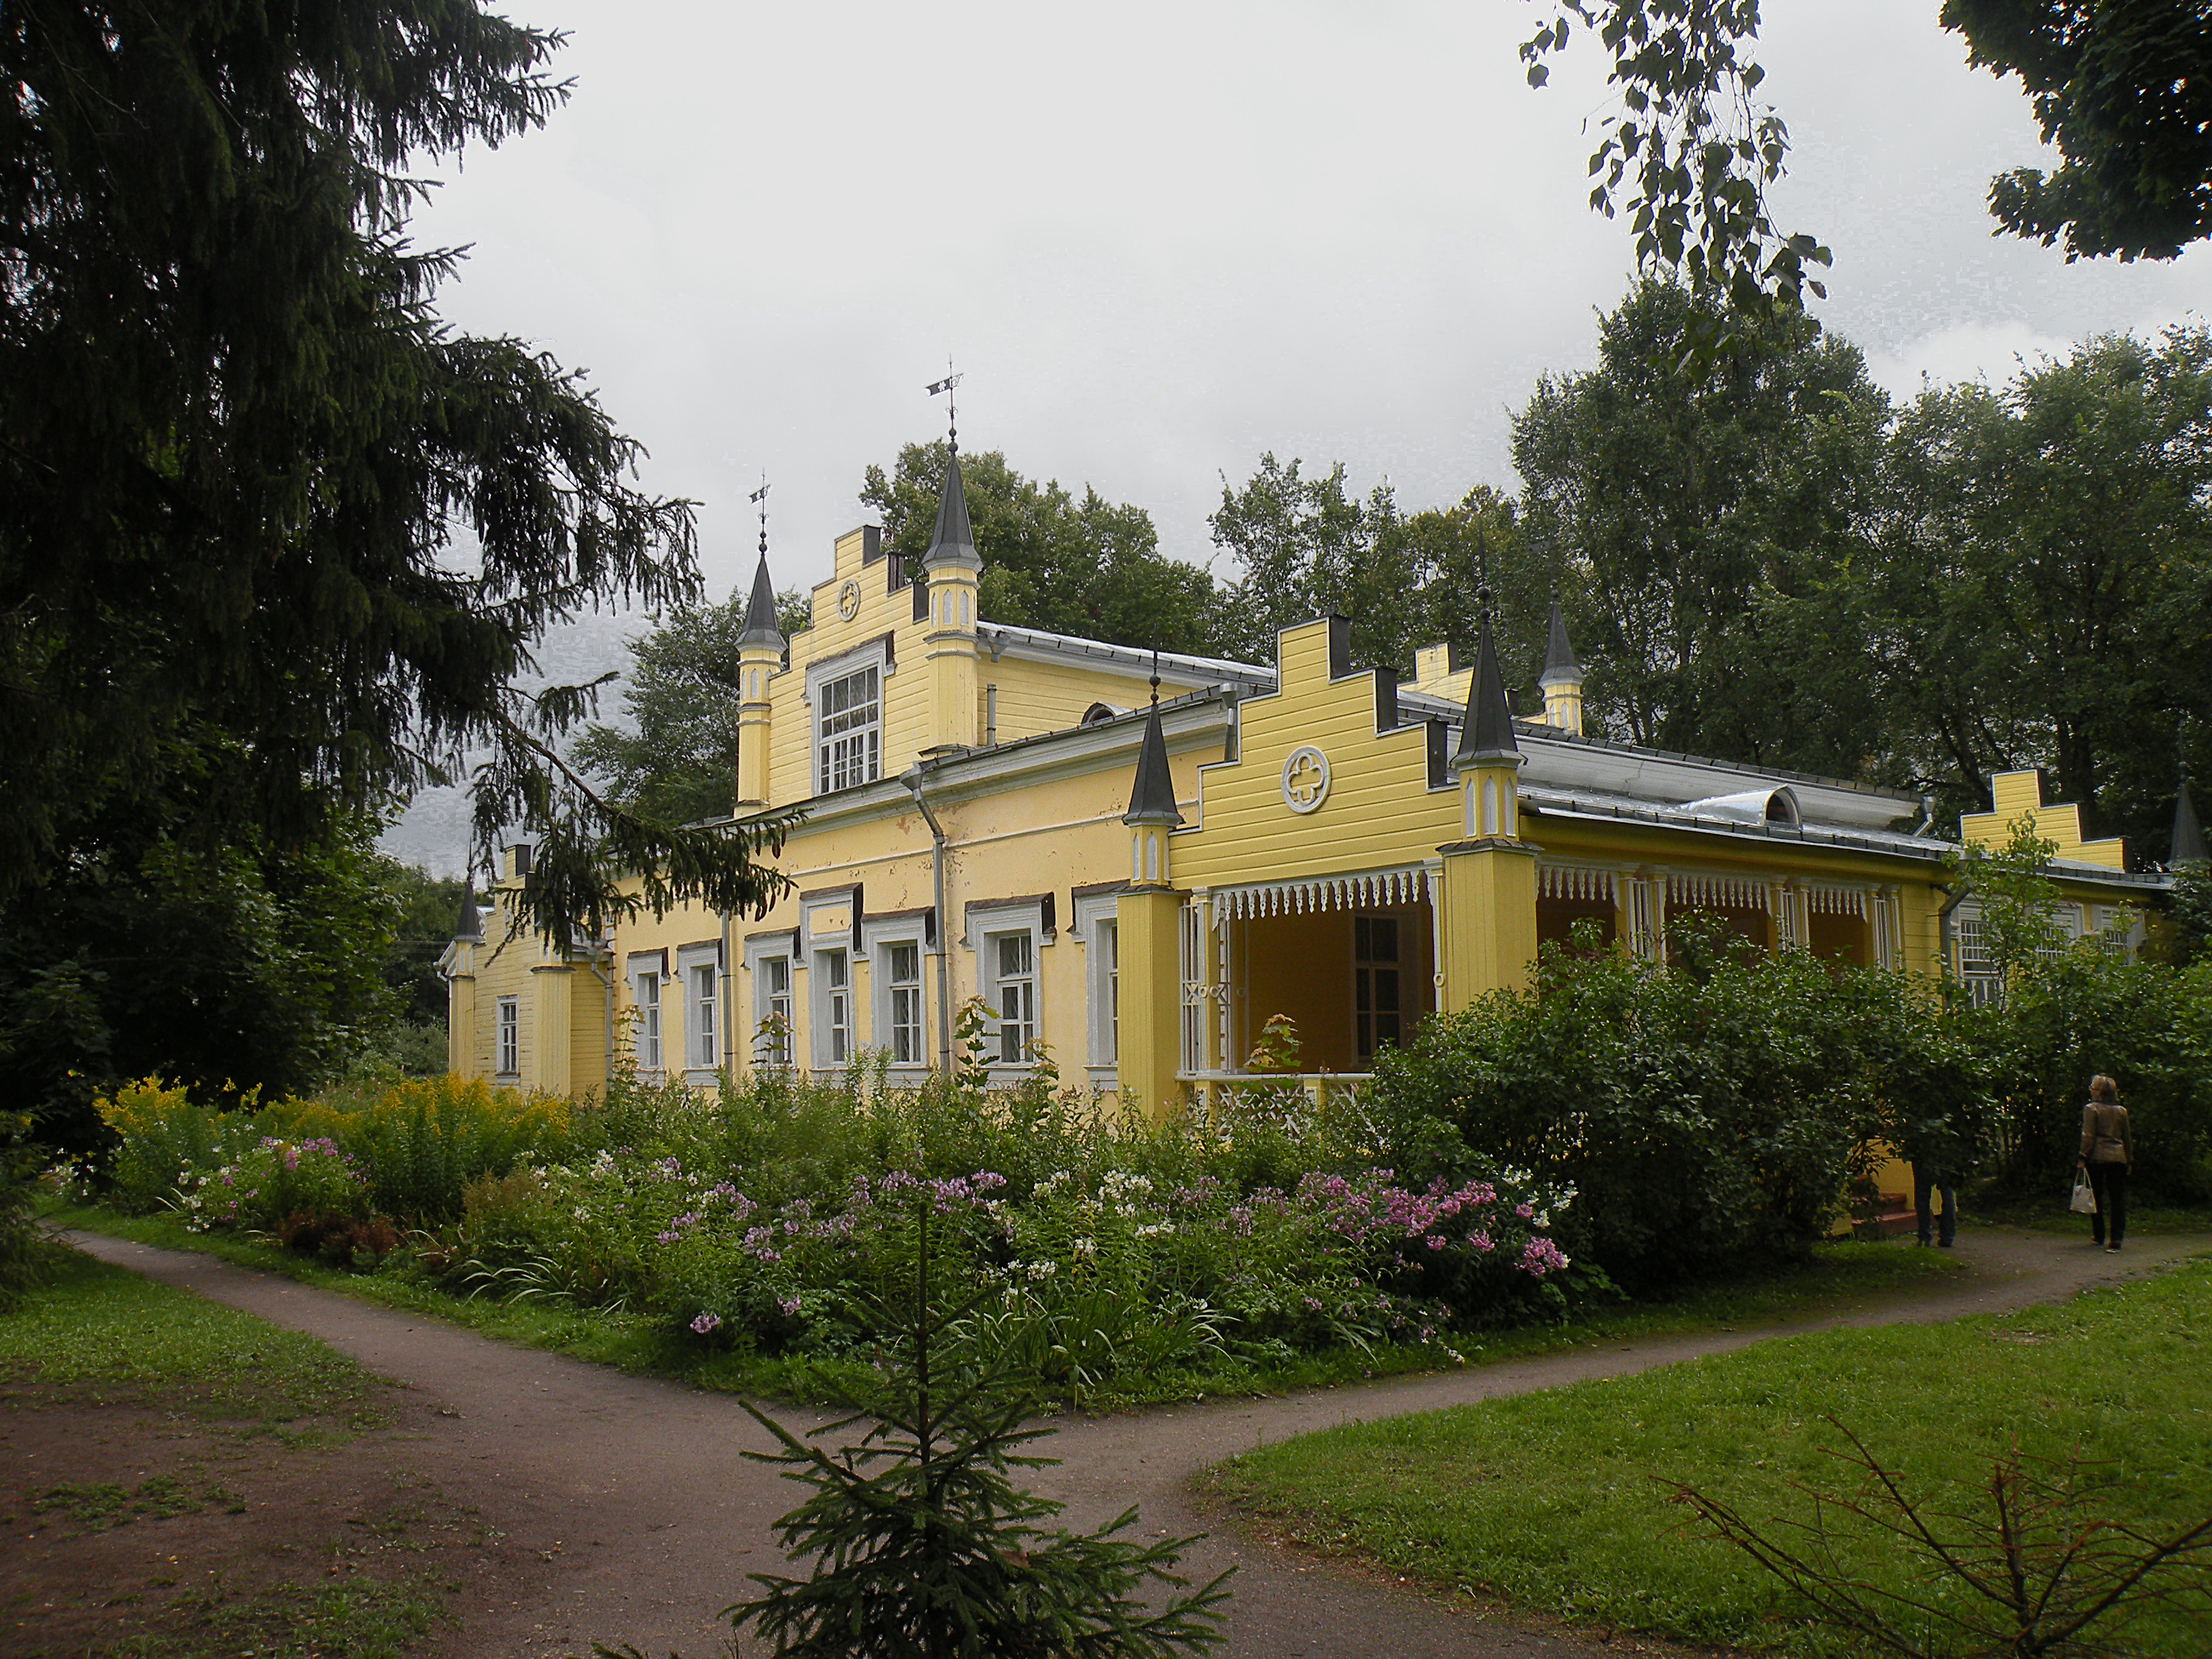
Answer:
[
  {"left": 817, "top": 666, "right": 880, "bottom": 793},
  {"left": 689, "top": 962, "right": 719, "bottom": 1070},
  {"left": 988, "top": 932, "right": 1036, "bottom": 1064},
  {"left": 885, "top": 942, "right": 924, "bottom": 1065},
  {"left": 631, "top": 965, "right": 663, "bottom": 1071},
  {"left": 1073, "top": 890, "right": 1123, "bottom": 1083},
  {"left": 495, "top": 997, "right": 519, "bottom": 1076},
  {"left": 752, "top": 954, "right": 793, "bottom": 1066},
  {"left": 817, "top": 949, "right": 852, "bottom": 1067}
]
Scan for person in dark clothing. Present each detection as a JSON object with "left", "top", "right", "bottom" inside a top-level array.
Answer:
[
  {"left": 2079, "top": 1074, "right": 2134, "bottom": 1252},
  {"left": 1912, "top": 1160, "right": 1958, "bottom": 1248}
]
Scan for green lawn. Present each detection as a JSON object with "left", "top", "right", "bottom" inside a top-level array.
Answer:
[
  {"left": 1201, "top": 1250, "right": 2212, "bottom": 1655},
  {"left": 0, "top": 1248, "right": 385, "bottom": 1432},
  {"left": 2, "top": 1248, "right": 446, "bottom": 1657},
  {"left": 49, "top": 1202, "right": 1967, "bottom": 1412}
]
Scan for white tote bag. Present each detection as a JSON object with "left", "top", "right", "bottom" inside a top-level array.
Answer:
[{"left": 2070, "top": 1171, "right": 2098, "bottom": 1215}]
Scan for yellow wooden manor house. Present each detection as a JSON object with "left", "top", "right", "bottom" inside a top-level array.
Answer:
[{"left": 443, "top": 449, "right": 2163, "bottom": 1113}]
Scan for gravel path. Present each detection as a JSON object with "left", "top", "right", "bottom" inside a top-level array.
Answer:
[{"left": 58, "top": 1227, "right": 2206, "bottom": 1658}]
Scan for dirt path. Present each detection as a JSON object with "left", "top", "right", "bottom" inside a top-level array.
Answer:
[{"left": 56, "top": 1227, "right": 2205, "bottom": 1658}]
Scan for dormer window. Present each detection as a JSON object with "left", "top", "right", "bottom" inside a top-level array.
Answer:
[{"left": 818, "top": 665, "right": 880, "bottom": 793}]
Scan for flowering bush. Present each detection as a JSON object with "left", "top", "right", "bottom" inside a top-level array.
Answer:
[
  {"left": 175, "top": 1136, "right": 369, "bottom": 1232},
  {"left": 93, "top": 1065, "right": 1582, "bottom": 1395}
]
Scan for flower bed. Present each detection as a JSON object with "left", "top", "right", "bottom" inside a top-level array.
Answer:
[{"left": 85, "top": 1068, "right": 1577, "bottom": 1398}]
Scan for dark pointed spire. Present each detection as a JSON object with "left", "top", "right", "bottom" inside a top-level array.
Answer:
[
  {"left": 1123, "top": 663, "right": 1182, "bottom": 826},
  {"left": 453, "top": 877, "right": 483, "bottom": 942},
  {"left": 738, "top": 551, "right": 783, "bottom": 649},
  {"left": 1453, "top": 604, "right": 1521, "bottom": 767},
  {"left": 923, "top": 446, "right": 981, "bottom": 571},
  {"left": 2173, "top": 778, "right": 2208, "bottom": 865},
  {"left": 1539, "top": 595, "right": 1581, "bottom": 686}
]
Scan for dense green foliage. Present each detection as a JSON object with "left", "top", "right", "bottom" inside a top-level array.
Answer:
[
  {"left": 1368, "top": 923, "right": 1984, "bottom": 1292},
  {"left": 1518, "top": 1, "right": 2212, "bottom": 323},
  {"left": 1, "top": 1, "right": 790, "bottom": 954},
  {"left": 1510, "top": 280, "right": 1887, "bottom": 771},
  {"left": 0, "top": 815, "right": 407, "bottom": 1154},
  {"left": 1204, "top": 1253, "right": 2212, "bottom": 1655},
  {"left": 1868, "top": 327, "right": 2212, "bottom": 846}
]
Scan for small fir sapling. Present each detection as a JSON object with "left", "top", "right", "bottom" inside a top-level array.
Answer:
[{"left": 721, "top": 1205, "right": 1232, "bottom": 1657}]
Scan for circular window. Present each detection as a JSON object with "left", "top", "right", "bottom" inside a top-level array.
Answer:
[
  {"left": 1281, "top": 745, "right": 1331, "bottom": 814},
  {"left": 836, "top": 578, "right": 862, "bottom": 622}
]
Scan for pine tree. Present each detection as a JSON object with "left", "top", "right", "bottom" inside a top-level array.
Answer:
[{"left": 725, "top": 1209, "right": 1233, "bottom": 1658}]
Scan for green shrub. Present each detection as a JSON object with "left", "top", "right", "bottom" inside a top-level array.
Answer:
[{"left": 1366, "top": 923, "right": 1983, "bottom": 1292}]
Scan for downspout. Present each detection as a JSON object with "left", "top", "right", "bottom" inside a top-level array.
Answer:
[
  {"left": 900, "top": 765, "right": 955, "bottom": 1074},
  {"left": 720, "top": 908, "right": 734, "bottom": 1079}
]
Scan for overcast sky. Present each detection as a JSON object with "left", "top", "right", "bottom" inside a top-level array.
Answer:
[{"left": 384, "top": 0, "right": 2208, "bottom": 874}]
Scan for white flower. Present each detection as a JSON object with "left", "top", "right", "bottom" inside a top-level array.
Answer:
[{"left": 1073, "top": 1236, "right": 1098, "bottom": 1259}]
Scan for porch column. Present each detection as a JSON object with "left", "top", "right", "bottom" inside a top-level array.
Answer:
[
  {"left": 1438, "top": 838, "right": 1539, "bottom": 1009},
  {"left": 1115, "top": 885, "right": 1184, "bottom": 1119},
  {"left": 447, "top": 967, "right": 478, "bottom": 1078},
  {"left": 532, "top": 962, "right": 574, "bottom": 1096}
]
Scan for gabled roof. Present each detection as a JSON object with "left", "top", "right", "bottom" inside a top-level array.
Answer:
[
  {"left": 738, "top": 552, "right": 783, "bottom": 649},
  {"left": 2174, "top": 779, "right": 2208, "bottom": 865},
  {"left": 1122, "top": 695, "right": 1184, "bottom": 826},
  {"left": 924, "top": 449, "right": 981, "bottom": 571},
  {"left": 1452, "top": 614, "right": 1520, "bottom": 766}
]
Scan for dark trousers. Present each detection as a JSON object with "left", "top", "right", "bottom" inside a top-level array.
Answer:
[
  {"left": 1912, "top": 1163, "right": 1957, "bottom": 1247},
  {"left": 2088, "top": 1163, "right": 2128, "bottom": 1246}
]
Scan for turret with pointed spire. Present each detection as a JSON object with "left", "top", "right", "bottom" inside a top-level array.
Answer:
[
  {"left": 2174, "top": 774, "right": 2208, "bottom": 866},
  {"left": 1452, "top": 603, "right": 1524, "bottom": 839},
  {"left": 1113, "top": 659, "right": 1189, "bottom": 1116},
  {"left": 921, "top": 373, "right": 983, "bottom": 753},
  {"left": 1537, "top": 596, "right": 1585, "bottom": 736},
  {"left": 1437, "top": 590, "right": 1540, "bottom": 1009},
  {"left": 735, "top": 481, "right": 783, "bottom": 808},
  {"left": 1124, "top": 663, "right": 1183, "bottom": 886}
]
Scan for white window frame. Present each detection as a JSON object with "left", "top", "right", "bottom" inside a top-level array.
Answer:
[
  {"left": 677, "top": 942, "right": 722, "bottom": 1083},
  {"left": 627, "top": 953, "right": 666, "bottom": 1074},
  {"left": 861, "top": 913, "right": 932, "bottom": 1074},
  {"left": 814, "top": 947, "right": 853, "bottom": 1069},
  {"left": 495, "top": 996, "right": 520, "bottom": 1078},
  {"left": 745, "top": 935, "right": 796, "bottom": 1070},
  {"left": 964, "top": 898, "right": 1050, "bottom": 1076},
  {"left": 988, "top": 933, "right": 1037, "bottom": 1065},
  {"left": 1070, "top": 890, "right": 1124, "bottom": 1089},
  {"left": 805, "top": 639, "right": 890, "bottom": 797}
]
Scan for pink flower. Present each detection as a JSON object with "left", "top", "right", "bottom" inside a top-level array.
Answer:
[
  {"left": 1518, "top": 1237, "right": 1569, "bottom": 1277},
  {"left": 690, "top": 1312, "right": 722, "bottom": 1335},
  {"left": 777, "top": 1296, "right": 802, "bottom": 1317}
]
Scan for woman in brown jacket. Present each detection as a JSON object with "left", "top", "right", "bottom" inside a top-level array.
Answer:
[{"left": 2079, "top": 1074, "right": 2134, "bottom": 1252}]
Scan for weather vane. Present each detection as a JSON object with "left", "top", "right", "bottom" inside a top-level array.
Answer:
[
  {"left": 749, "top": 476, "right": 770, "bottom": 558},
  {"left": 925, "top": 359, "right": 962, "bottom": 455}
]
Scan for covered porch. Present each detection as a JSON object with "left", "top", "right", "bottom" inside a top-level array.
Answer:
[{"left": 1175, "top": 858, "right": 1905, "bottom": 1101}]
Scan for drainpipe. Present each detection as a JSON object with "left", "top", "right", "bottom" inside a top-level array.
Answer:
[
  {"left": 720, "top": 908, "right": 734, "bottom": 1079},
  {"left": 900, "top": 765, "right": 955, "bottom": 1074}
]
